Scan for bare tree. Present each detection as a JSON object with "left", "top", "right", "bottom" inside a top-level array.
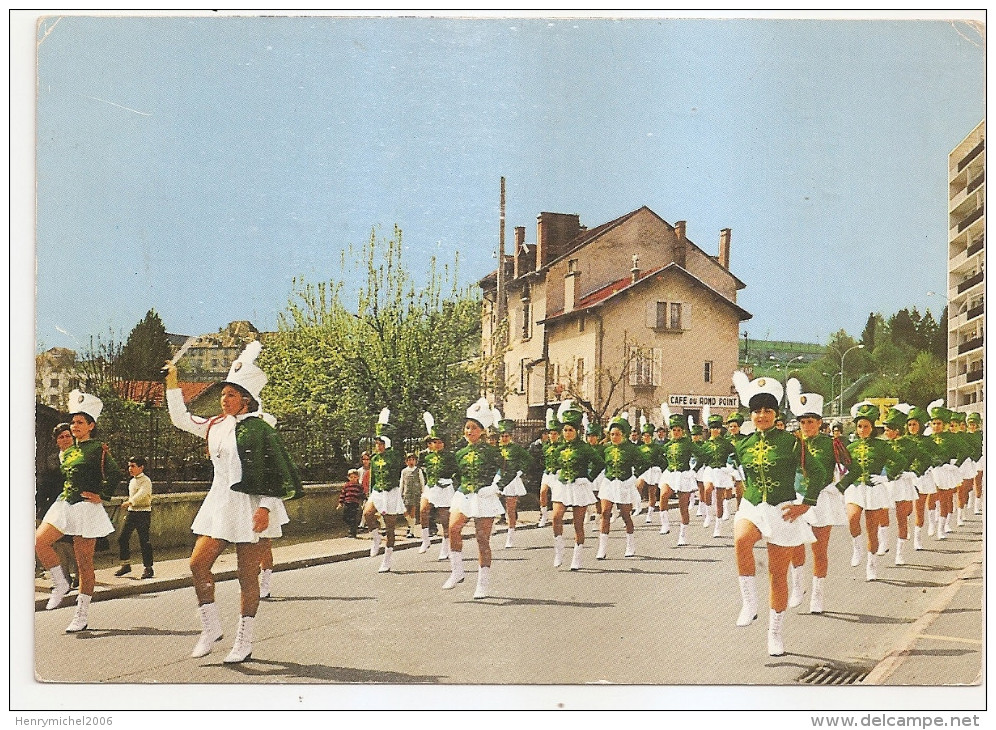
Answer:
[{"left": 556, "top": 345, "right": 642, "bottom": 427}]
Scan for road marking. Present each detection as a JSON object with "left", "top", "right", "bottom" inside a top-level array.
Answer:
[
  {"left": 863, "top": 559, "right": 982, "bottom": 684},
  {"left": 917, "top": 633, "right": 983, "bottom": 645}
]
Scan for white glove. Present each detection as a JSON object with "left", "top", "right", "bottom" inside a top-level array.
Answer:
[
  {"left": 870, "top": 474, "right": 889, "bottom": 487},
  {"left": 477, "top": 485, "right": 500, "bottom": 498}
]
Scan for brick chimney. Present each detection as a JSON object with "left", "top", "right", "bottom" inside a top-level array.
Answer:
[
  {"left": 564, "top": 265, "right": 580, "bottom": 313},
  {"left": 718, "top": 228, "right": 732, "bottom": 269},
  {"left": 536, "top": 212, "right": 582, "bottom": 268},
  {"left": 513, "top": 226, "right": 527, "bottom": 278},
  {"left": 672, "top": 220, "right": 687, "bottom": 268}
]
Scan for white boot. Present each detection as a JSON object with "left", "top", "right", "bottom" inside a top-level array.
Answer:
[
  {"left": 894, "top": 538, "right": 906, "bottom": 566},
  {"left": 876, "top": 526, "right": 889, "bottom": 555},
  {"left": 473, "top": 566, "right": 490, "bottom": 599},
  {"left": 913, "top": 526, "right": 924, "bottom": 551},
  {"left": 553, "top": 535, "right": 565, "bottom": 568},
  {"left": 703, "top": 503, "right": 713, "bottom": 527},
  {"left": 767, "top": 609, "right": 785, "bottom": 656},
  {"left": 696, "top": 500, "right": 705, "bottom": 517},
  {"left": 419, "top": 531, "right": 431, "bottom": 554},
  {"left": 737, "top": 575, "right": 758, "bottom": 626},
  {"left": 504, "top": 527, "right": 514, "bottom": 549},
  {"left": 957, "top": 507, "right": 965, "bottom": 527},
  {"left": 850, "top": 536, "right": 862, "bottom": 567},
  {"left": 937, "top": 513, "right": 948, "bottom": 540},
  {"left": 722, "top": 498, "right": 735, "bottom": 520},
  {"left": 259, "top": 569, "right": 272, "bottom": 599},
  {"left": 645, "top": 505, "right": 654, "bottom": 524},
  {"left": 973, "top": 494, "right": 983, "bottom": 515},
  {"left": 788, "top": 565, "right": 805, "bottom": 608},
  {"left": 676, "top": 523, "right": 689, "bottom": 546},
  {"left": 65, "top": 594, "right": 90, "bottom": 633},
  {"left": 538, "top": 506, "right": 548, "bottom": 527},
  {"left": 809, "top": 576, "right": 825, "bottom": 614},
  {"left": 441, "top": 551, "right": 464, "bottom": 589},
  {"left": 624, "top": 532, "right": 636, "bottom": 557},
  {"left": 46, "top": 565, "right": 71, "bottom": 610},
  {"left": 378, "top": 547, "right": 393, "bottom": 573},
  {"left": 191, "top": 602, "right": 224, "bottom": 658},
  {"left": 596, "top": 533, "right": 609, "bottom": 560},
  {"left": 370, "top": 530, "right": 382, "bottom": 557},
  {"left": 223, "top": 615, "right": 254, "bottom": 663},
  {"left": 437, "top": 537, "right": 451, "bottom": 560},
  {"left": 866, "top": 552, "right": 878, "bottom": 582},
  {"left": 659, "top": 509, "right": 670, "bottom": 535},
  {"left": 945, "top": 512, "right": 955, "bottom": 533},
  {"left": 712, "top": 512, "right": 723, "bottom": 538},
  {"left": 927, "top": 509, "right": 937, "bottom": 536},
  {"left": 570, "top": 543, "right": 583, "bottom": 571}
]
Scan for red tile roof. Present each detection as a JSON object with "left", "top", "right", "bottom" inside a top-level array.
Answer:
[{"left": 115, "top": 380, "right": 213, "bottom": 407}]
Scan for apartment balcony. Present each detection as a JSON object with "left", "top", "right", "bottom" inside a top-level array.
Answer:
[
  {"left": 967, "top": 301, "right": 984, "bottom": 321},
  {"left": 967, "top": 170, "right": 985, "bottom": 194},
  {"left": 957, "top": 270, "right": 985, "bottom": 294},
  {"left": 956, "top": 205, "right": 984, "bottom": 234},
  {"left": 967, "top": 235, "right": 985, "bottom": 257},
  {"left": 958, "top": 336, "right": 984, "bottom": 355},
  {"left": 967, "top": 369, "right": 984, "bottom": 384},
  {"left": 957, "top": 138, "right": 985, "bottom": 172}
]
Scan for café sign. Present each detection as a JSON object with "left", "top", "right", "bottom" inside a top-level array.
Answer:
[{"left": 667, "top": 394, "right": 741, "bottom": 408}]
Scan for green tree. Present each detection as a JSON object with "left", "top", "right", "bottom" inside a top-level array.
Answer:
[{"left": 116, "top": 309, "right": 173, "bottom": 401}]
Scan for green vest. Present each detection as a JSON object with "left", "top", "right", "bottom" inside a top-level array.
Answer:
[
  {"left": 454, "top": 441, "right": 504, "bottom": 494},
  {"left": 601, "top": 440, "right": 647, "bottom": 481},
  {"left": 420, "top": 448, "right": 458, "bottom": 486},
  {"left": 60, "top": 439, "right": 122, "bottom": 504},
  {"left": 734, "top": 427, "right": 805, "bottom": 506},
  {"left": 231, "top": 417, "right": 302, "bottom": 500},
  {"left": 554, "top": 437, "right": 604, "bottom": 483}
]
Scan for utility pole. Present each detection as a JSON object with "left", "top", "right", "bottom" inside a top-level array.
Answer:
[{"left": 495, "top": 176, "right": 507, "bottom": 409}]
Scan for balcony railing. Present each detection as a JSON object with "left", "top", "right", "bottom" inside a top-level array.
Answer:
[
  {"left": 957, "top": 205, "right": 984, "bottom": 233},
  {"left": 967, "top": 302, "right": 984, "bottom": 321},
  {"left": 959, "top": 336, "right": 984, "bottom": 354},
  {"left": 957, "top": 270, "right": 985, "bottom": 293},
  {"left": 967, "top": 236, "right": 985, "bottom": 257},
  {"left": 958, "top": 139, "right": 985, "bottom": 172},
  {"left": 967, "top": 369, "right": 984, "bottom": 383},
  {"left": 968, "top": 170, "right": 985, "bottom": 194}
]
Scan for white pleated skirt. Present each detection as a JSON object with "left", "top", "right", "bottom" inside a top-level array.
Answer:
[
  {"left": 707, "top": 466, "right": 735, "bottom": 490},
  {"left": 958, "top": 459, "right": 976, "bottom": 481},
  {"left": 192, "top": 484, "right": 289, "bottom": 543},
  {"left": 637, "top": 466, "right": 662, "bottom": 485},
  {"left": 501, "top": 474, "right": 527, "bottom": 497},
  {"left": 843, "top": 482, "right": 892, "bottom": 511},
  {"left": 549, "top": 475, "right": 597, "bottom": 507},
  {"left": 259, "top": 499, "right": 290, "bottom": 539},
  {"left": 661, "top": 469, "right": 697, "bottom": 493},
  {"left": 799, "top": 485, "right": 847, "bottom": 527},
  {"left": 42, "top": 499, "right": 114, "bottom": 539},
  {"left": 598, "top": 476, "right": 640, "bottom": 508},
  {"left": 367, "top": 487, "right": 407, "bottom": 515},
  {"left": 425, "top": 482, "right": 455, "bottom": 508},
  {"left": 450, "top": 489, "right": 505, "bottom": 519},
  {"left": 932, "top": 464, "right": 961, "bottom": 491},
  {"left": 735, "top": 499, "right": 816, "bottom": 547},
  {"left": 888, "top": 473, "right": 919, "bottom": 503}
]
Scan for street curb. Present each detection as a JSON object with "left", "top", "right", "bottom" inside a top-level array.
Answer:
[{"left": 34, "top": 520, "right": 554, "bottom": 612}]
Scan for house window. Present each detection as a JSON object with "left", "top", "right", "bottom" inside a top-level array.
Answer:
[
  {"left": 49, "top": 394, "right": 59, "bottom": 405},
  {"left": 568, "top": 258, "right": 578, "bottom": 273},
  {"left": 670, "top": 303, "right": 682, "bottom": 330},
  {"left": 628, "top": 346, "right": 661, "bottom": 387},
  {"left": 521, "top": 300, "right": 532, "bottom": 340},
  {"left": 50, "top": 377, "right": 59, "bottom": 388},
  {"left": 704, "top": 361, "right": 713, "bottom": 383},
  {"left": 578, "top": 316, "right": 584, "bottom": 332},
  {"left": 576, "top": 358, "right": 585, "bottom": 389},
  {"left": 650, "top": 301, "right": 690, "bottom": 331},
  {"left": 520, "top": 359, "right": 528, "bottom": 394}
]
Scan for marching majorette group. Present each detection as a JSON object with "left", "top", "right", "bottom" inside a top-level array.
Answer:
[{"left": 38, "top": 342, "right": 984, "bottom": 661}]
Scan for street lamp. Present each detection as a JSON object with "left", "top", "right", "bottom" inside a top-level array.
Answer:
[
  {"left": 838, "top": 344, "right": 865, "bottom": 416},
  {"left": 769, "top": 354, "right": 804, "bottom": 408}
]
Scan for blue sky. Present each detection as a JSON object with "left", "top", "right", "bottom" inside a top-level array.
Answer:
[{"left": 31, "top": 13, "right": 984, "bottom": 350}]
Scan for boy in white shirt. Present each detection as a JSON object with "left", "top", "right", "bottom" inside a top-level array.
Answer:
[{"left": 115, "top": 456, "right": 154, "bottom": 578}]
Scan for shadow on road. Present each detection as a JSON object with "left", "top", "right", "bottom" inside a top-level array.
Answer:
[
  {"left": 588, "top": 566, "right": 687, "bottom": 577},
  {"left": 469, "top": 596, "right": 615, "bottom": 609},
  {"left": 263, "top": 595, "right": 375, "bottom": 603},
  {"left": 906, "top": 647, "right": 977, "bottom": 657},
  {"left": 220, "top": 657, "right": 444, "bottom": 683},
  {"left": 817, "top": 611, "right": 914, "bottom": 625},
  {"left": 876, "top": 579, "right": 947, "bottom": 589},
  {"left": 72, "top": 626, "right": 199, "bottom": 639}
]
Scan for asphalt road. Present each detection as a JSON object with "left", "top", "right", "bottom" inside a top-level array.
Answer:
[{"left": 34, "top": 509, "right": 983, "bottom": 687}]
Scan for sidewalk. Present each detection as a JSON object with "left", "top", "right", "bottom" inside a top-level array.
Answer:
[{"left": 35, "top": 510, "right": 545, "bottom": 611}]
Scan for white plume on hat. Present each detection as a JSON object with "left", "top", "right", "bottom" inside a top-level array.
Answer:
[
  {"left": 703, "top": 404, "right": 711, "bottom": 423},
  {"left": 467, "top": 397, "right": 495, "bottom": 430},
  {"left": 423, "top": 411, "right": 434, "bottom": 436},
  {"left": 639, "top": 414, "right": 647, "bottom": 432},
  {"left": 546, "top": 407, "right": 555, "bottom": 426},
  {"left": 927, "top": 398, "right": 944, "bottom": 413},
  {"left": 491, "top": 405, "right": 503, "bottom": 428},
  {"left": 687, "top": 414, "right": 694, "bottom": 432},
  {"left": 660, "top": 402, "right": 671, "bottom": 427},
  {"left": 732, "top": 369, "right": 783, "bottom": 408},
  {"left": 67, "top": 389, "right": 103, "bottom": 421},
  {"left": 557, "top": 399, "right": 574, "bottom": 420},
  {"left": 895, "top": 403, "right": 912, "bottom": 415},
  {"left": 378, "top": 407, "right": 390, "bottom": 426},
  {"left": 850, "top": 400, "right": 875, "bottom": 419},
  {"left": 786, "top": 377, "right": 824, "bottom": 418},
  {"left": 582, "top": 412, "right": 590, "bottom": 432},
  {"left": 740, "top": 420, "right": 756, "bottom": 436},
  {"left": 223, "top": 339, "right": 267, "bottom": 402}
]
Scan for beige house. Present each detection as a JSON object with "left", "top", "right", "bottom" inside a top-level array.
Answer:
[{"left": 481, "top": 205, "right": 751, "bottom": 427}]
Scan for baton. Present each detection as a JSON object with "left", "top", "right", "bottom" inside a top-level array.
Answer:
[{"left": 161, "top": 336, "right": 197, "bottom": 374}]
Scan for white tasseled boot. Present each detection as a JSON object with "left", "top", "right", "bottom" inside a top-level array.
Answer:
[
  {"left": 570, "top": 543, "right": 583, "bottom": 571},
  {"left": 378, "top": 547, "right": 393, "bottom": 573},
  {"left": 504, "top": 527, "right": 515, "bottom": 549},
  {"left": 645, "top": 504, "right": 654, "bottom": 525},
  {"left": 913, "top": 525, "right": 924, "bottom": 551},
  {"left": 596, "top": 533, "right": 609, "bottom": 560},
  {"left": 538, "top": 506, "right": 548, "bottom": 527},
  {"left": 722, "top": 497, "right": 735, "bottom": 520},
  {"left": 437, "top": 536, "right": 451, "bottom": 560},
  {"left": 866, "top": 552, "right": 878, "bottom": 582},
  {"left": 65, "top": 594, "right": 91, "bottom": 633},
  {"left": 259, "top": 569, "right": 272, "bottom": 598},
  {"left": 712, "top": 511, "right": 723, "bottom": 538},
  {"left": 945, "top": 512, "right": 955, "bottom": 533},
  {"left": 876, "top": 526, "right": 889, "bottom": 555},
  {"left": 191, "top": 602, "right": 224, "bottom": 658},
  {"left": 956, "top": 507, "right": 965, "bottom": 527},
  {"left": 927, "top": 508, "right": 937, "bottom": 536},
  {"left": 809, "top": 576, "right": 825, "bottom": 614},
  {"left": 788, "top": 565, "right": 805, "bottom": 608},
  {"left": 696, "top": 500, "right": 705, "bottom": 517},
  {"left": 369, "top": 530, "right": 382, "bottom": 557},
  {"left": 624, "top": 532, "right": 636, "bottom": 557},
  {"left": 473, "top": 566, "right": 490, "bottom": 599},
  {"left": 659, "top": 509, "right": 670, "bottom": 535},
  {"left": 767, "top": 609, "right": 786, "bottom": 656},
  {"left": 441, "top": 551, "right": 464, "bottom": 589},
  {"left": 973, "top": 494, "right": 983, "bottom": 515},
  {"left": 894, "top": 538, "right": 906, "bottom": 566},
  {"left": 419, "top": 531, "right": 431, "bottom": 554},
  {"left": 46, "top": 565, "right": 71, "bottom": 610},
  {"left": 937, "top": 512, "right": 948, "bottom": 540},
  {"left": 676, "top": 522, "right": 689, "bottom": 546},
  {"left": 703, "top": 502, "right": 713, "bottom": 527},
  {"left": 850, "top": 536, "right": 863, "bottom": 567},
  {"left": 737, "top": 575, "right": 758, "bottom": 626},
  {"left": 553, "top": 535, "right": 565, "bottom": 568},
  {"left": 223, "top": 615, "right": 254, "bottom": 663}
]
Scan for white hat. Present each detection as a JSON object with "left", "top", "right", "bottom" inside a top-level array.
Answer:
[
  {"left": 786, "top": 378, "right": 824, "bottom": 419},
  {"left": 222, "top": 340, "right": 267, "bottom": 403},
  {"left": 466, "top": 397, "right": 495, "bottom": 430},
  {"left": 67, "top": 389, "right": 103, "bottom": 421},
  {"left": 732, "top": 370, "right": 783, "bottom": 410}
]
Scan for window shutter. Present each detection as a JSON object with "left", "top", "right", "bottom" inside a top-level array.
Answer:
[
  {"left": 682, "top": 302, "right": 692, "bottom": 331},
  {"left": 646, "top": 301, "right": 658, "bottom": 329},
  {"left": 627, "top": 346, "right": 638, "bottom": 386},
  {"left": 652, "top": 348, "right": 663, "bottom": 386},
  {"left": 514, "top": 306, "right": 523, "bottom": 339}
]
